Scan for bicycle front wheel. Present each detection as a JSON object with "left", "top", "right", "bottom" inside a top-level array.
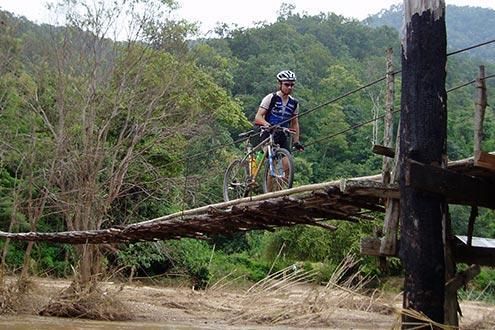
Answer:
[
  {"left": 223, "top": 159, "right": 249, "bottom": 202},
  {"left": 262, "top": 148, "right": 294, "bottom": 193}
]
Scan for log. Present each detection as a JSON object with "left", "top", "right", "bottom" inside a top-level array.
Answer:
[
  {"left": 339, "top": 179, "right": 399, "bottom": 199},
  {"left": 400, "top": 0, "right": 447, "bottom": 325}
]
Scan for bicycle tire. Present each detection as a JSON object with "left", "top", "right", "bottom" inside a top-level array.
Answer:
[
  {"left": 223, "top": 159, "right": 249, "bottom": 202},
  {"left": 262, "top": 148, "right": 294, "bottom": 193}
]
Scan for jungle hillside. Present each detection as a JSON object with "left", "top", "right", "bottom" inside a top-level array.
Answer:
[{"left": 0, "top": 0, "right": 495, "bottom": 320}]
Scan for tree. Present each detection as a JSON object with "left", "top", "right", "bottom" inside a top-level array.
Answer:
[{"left": 1, "top": 0, "right": 247, "bottom": 285}]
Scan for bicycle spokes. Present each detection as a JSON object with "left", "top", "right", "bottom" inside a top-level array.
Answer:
[
  {"left": 223, "top": 159, "right": 249, "bottom": 201},
  {"left": 262, "top": 148, "right": 294, "bottom": 193}
]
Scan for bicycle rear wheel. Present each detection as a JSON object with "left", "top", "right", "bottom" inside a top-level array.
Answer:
[
  {"left": 223, "top": 159, "right": 250, "bottom": 202},
  {"left": 262, "top": 148, "right": 294, "bottom": 193}
]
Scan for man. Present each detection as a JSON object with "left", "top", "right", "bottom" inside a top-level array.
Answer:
[{"left": 254, "top": 70, "right": 304, "bottom": 152}]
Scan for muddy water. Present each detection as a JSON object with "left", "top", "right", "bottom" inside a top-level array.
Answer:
[{"left": 0, "top": 315, "right": 212, "bottom": 329}]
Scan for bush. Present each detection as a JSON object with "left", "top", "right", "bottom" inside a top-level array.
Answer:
[
  {"left": 459, "top": 266, "right": 495, "bottom": 303},
  {"left": 164, "top": 239, "right": 213, "bottom": 289}
]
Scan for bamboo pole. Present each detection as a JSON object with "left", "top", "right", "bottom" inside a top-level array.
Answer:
[{"left": 474, "top": 65, "right": 487, "bottom": 160}]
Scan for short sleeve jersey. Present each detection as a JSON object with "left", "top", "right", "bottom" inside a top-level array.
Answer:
[{"left": 259, "top": 91, "right": 299, "bottom": 128}]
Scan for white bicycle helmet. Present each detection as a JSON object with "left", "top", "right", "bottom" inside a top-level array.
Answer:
[{"left": 276, "top": 70, "right": 296, "bottom": 82}]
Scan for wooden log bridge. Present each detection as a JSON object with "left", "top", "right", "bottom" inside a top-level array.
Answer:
[
  {"left": 0, "top": 152, "right": 493, "bottom": 245},
  {"left": 0, "top": 175, "right": 390, "bottom": 244}
]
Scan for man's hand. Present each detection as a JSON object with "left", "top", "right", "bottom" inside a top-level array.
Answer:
[{"left": 293, "top": 141, "right": 304, "bottom": 151}]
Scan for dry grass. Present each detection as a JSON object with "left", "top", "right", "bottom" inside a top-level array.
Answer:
[
  {"left": 0, "top": 270, "right": 36, "bottom": 315},
  {"left": 38, "top": 275, "right": 131, "bottom": 321},
  {"left": 390, "top": 308, "right": 458, "bottom": 329},
  {"left": 226, "top": 254, "right": 395, "bottom": 327}
]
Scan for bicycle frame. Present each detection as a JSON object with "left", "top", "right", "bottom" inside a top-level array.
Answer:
[
  {"left": 241, "top": 126, "right": 292, "bottom": 182},
  {"left": 239, "top": 135, "right": 269, "bottom": 183},
  {"left": 223, "top": 125, "right": 295, "bottom": 201}
]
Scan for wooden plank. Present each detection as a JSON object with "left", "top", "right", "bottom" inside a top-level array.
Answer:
[
  {"left": 407, "top": 160, "right": 495, "bottom": 209},
  {"left": 372, "top": 144, "right": 395, "bottom": 158},
  {"left": 475, "top": 151, "right": 495, "bottom": 172},
  {"left": 380, "top": 201, "right": 400, "bottom": 255},
  {"left": 360, "top": 237, "right": 382, "bottom": 256},
  {"left": 361, "top": 237, "right": 399, "bottom": 257}
]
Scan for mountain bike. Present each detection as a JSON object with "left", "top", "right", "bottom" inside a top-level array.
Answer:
[{"left": 223, "top": 125, "right": 295, "bottom": 202}]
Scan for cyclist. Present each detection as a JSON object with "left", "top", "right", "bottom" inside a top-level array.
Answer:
[{"left": 254, "top": 70, "right": 304, "bottom": 152}]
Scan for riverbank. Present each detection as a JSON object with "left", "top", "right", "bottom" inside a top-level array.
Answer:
[{"left": 1, "top": 277, "right": 494, "bottom": 329}]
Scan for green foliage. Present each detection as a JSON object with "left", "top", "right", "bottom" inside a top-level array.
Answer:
[
  {"left": 208, "top": 252, "right": 271, "bottom": 283},
  {"left": 1, "top": 3, "right": 494, "bottom": 286},
  {"left": 31, "top": 243, "right": 73, "bottom": 277},
  {"left": 165, "top": 239, "right": 212, "bottom": 289},
  {"left": 117, "top": 242, "right": 167, "bottom": 271},
  {"left": 459, "top": 266, "right": 495, "bottom": 303},
  {"left": 0, "top": 240, "right": 26, "bottom": 269},
  {"left": 366, "top": 4, "right": 495, "bottom": 62},
  {"left": 258, "top": 222, "right": 375, "bottom": 263}
]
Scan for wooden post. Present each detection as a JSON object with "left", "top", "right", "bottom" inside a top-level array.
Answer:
[
  {"left": 400, "top": 0, "right": 447, "bottom": 326},
  {"left": 383, "top": 48, "right": 395, "bottom": 184},
  {"left": 443, "top": 209, "right": 459, "bottom": 326},
  {"left": 474, "top": 65, "right": 487, "bottom": 160},
  {"left": 380, "top": 48, "right": 400, "bottom": 257}
]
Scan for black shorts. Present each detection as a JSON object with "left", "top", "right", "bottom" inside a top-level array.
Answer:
[{"left": 259, "top": 130, "right": 290, "bottom": 150}]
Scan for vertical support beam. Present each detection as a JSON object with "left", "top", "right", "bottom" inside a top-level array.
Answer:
[
  {"left": 383, "top": 48, "right": 395, "bottom": 184},
  {"left": 380, "top": 48, "right": 400, "bottom": 256},
  {"left": 443, "top": 209, "right": 459, "bottom": 326},
  {"left": 400, "top": 0, "right": 447, "bottom": 326},
  {"left": 474, "top": 65, "right": 487, "bottom": 160}
]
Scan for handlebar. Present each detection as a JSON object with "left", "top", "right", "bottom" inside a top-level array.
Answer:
[
  {"left": 237, "top": 125, "right": 295, "bottom": 139},
  {"left": 260, "top": 125, "right": 296, "bottom": 135}
]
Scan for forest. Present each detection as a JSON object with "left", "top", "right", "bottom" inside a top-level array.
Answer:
[{"left": 1, "top": 0, "right": 494, "bottom": 303}]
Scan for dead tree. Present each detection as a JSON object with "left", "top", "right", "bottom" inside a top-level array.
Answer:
[{"left": 399, "top": 0, "right": 448, "bottom": 326}]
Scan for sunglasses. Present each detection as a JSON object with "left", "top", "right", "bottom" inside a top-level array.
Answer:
[{"left": 282, "top": 82, "right": 295, "bottom": 87}]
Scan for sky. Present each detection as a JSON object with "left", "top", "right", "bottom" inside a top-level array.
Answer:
[{"left": 1, "top": 0, "right": 494, "bottom": 35}]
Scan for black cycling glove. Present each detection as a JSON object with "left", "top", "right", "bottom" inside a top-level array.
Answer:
[{"left": 293, "top": 141, "right": 304, "bottom": 151}]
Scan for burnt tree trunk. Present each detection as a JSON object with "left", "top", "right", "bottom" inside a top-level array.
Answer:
[{"left": 399, "top": 0, "right": 447, "bottom": 326}]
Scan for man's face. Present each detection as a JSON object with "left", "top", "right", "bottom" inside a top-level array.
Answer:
[{"left": 280, "top": 81, "right": 295, "bottom": 95}]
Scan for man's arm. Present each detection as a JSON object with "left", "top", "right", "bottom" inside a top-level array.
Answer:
[
  {"left": 291, "top": 116, "right": 300, "bottom": 143},
  {"left": 255, "top": 107, "right": 270, "bottom": 127}
]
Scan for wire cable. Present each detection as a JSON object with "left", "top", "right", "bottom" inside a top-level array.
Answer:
[
  {"left": 447, "top": 39, "right": 495, "bottom": 57},
  {"left": 163, "top": 39, "right": 495, "bottom": 167},
  {"left": 304, "top": 109, "right": 401, "bottom": 148},
  {"left": 447, "top": 73, "right": 495, "bottom": 93},
  {"left": 308, "top": 74, "right": 495, "bottom": 148}
]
